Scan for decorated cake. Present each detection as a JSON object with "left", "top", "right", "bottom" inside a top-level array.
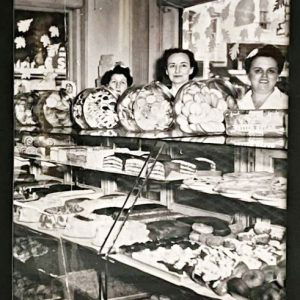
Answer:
[
  {"left": 133, "top": 81, "right": 174, "bottom": 131},
  {"left": 174, "top": 79, "right": 237, "bottom": 134}
]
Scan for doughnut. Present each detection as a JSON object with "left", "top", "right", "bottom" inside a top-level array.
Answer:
[
  {"left": 232, "top": 261, "right": 249, "bottom": 278},
  {"left": 250, "top": 283, "right": 281, "bottom": 300},
  {"left": 261, "top": 265, "right": 280, "bottom": 283},
  {"left": 242, "top": 269, "right": 265, "bottom": 288},
  {"left": 227, "top": 277, "right": 250, "bottom": 298},
  {"left": 276, "top": 268, "right": 286, "bottom": 287},
  {"left": 192, "top": 223, "right": 214, "bottom": 234}
]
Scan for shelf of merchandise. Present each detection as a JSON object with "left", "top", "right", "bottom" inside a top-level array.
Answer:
[{"left": 13, "top": 127, "right": 287, "bottom": 300}]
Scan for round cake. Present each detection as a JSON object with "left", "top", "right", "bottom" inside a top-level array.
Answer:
[
  {"left": 82, "top": 87, "right": 119, "bottom": 129},
  {"left": 117, "top": 86, "right": 142, "bottom": 132},
  {"left": 133, "top": 82, "right": 174, "bottom": 131}
]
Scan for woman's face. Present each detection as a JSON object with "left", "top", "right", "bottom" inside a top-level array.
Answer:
[
  {"left": 166, "top": 53, "right": 193, "bottom": 86},
  {"left": 248, "top": 56, "right": 279, "bottom": 95},
  {"left": 108, "top": 74, "right": 128, "bottom": 95}
]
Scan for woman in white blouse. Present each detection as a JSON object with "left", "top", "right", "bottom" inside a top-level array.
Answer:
[{"left": 238, "top": 45, "right": 288, "bottom": 110}]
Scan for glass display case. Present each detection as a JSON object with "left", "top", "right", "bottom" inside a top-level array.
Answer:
[{"left": 13, "top": 127, "right": 287, "bottom": 300}]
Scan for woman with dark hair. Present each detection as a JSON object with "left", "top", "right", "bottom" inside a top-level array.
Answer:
[
  {"left": 238, "top": 44, "right": 288, "bottom": 109},
  {"left": 101, "top": 64, "right": 133, "bottom": 96},
  {"left": 160, "top": 48, "right": 199, "bottom": 96}
]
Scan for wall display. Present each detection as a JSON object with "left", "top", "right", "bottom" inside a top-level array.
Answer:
[
  {"left": 182, "top": 0, "right": 289, "bottom": 76},
  {"left": 14, "top": 9, "right": 68, "bottom": 80}
]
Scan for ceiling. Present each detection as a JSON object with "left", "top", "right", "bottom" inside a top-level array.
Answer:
[{"left": 158, "top": 0, "right": 216, "bottom": 9}]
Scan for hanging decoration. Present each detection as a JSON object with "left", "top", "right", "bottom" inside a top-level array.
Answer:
[{"left": 234, "top": 0, "right": 255, "bottom": 27}]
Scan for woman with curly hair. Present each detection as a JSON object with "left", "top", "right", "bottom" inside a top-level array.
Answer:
[
  {"left": 160, "top": 48, "right": 199, "bottom": 96},
  {"left": 101, "top": 64, "right": 133, "bottom": 96}
]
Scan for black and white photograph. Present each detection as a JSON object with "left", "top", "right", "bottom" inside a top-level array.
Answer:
[{"left": 11, "top": 0, "right": 295, "bottom": 299}]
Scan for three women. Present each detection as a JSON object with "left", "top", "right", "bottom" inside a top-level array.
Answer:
[{"left": 102, "top": 44, "right": 288, "bottom": 111}]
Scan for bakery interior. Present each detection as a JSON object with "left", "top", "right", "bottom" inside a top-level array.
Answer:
[{"left": 13, "top": 0, "right": 292, "bottom": 299}]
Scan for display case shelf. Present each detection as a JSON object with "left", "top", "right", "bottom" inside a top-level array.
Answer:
[
  {"left": 13, "top": 126, "right": 287, "bottom": 300},
  {"left": 15, "top": 126, "right": 288, "bottom": 150}
]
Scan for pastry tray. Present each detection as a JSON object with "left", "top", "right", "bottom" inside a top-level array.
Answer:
[{"left": 110, "top": 253, "right": 235, "bottom": 300}]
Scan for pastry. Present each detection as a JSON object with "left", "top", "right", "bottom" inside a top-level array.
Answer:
[
  {"left": 178, "top": 216, "right": 231, "bottom": 236},
  {"left": 253, "top": 233, "right": 270, "bottom": 245},
  {"left": 192, "top": 223, "right": 214, "bottom": 234},
  {"left": 63, "top": 216, "right": 97, "bottom": 239},
  {"left": 133, "top": 82, "right": 174, "bottom": 131},
  {"left": 117, "top": 86, "right": 142, "bottom": 132},
  {"left": 261, "top": 265, "right": 280, "bottom": 283},
  {"left": 205, "top": 235, "right": 224, "bottom": 247},
  {"left": 82, "top": 87, "right": 119, "bottom": 129},
  {"left": 242, "top": 269, "right": 265, "bottom": 288},
  {"left": 226, "top": 277, "right": 250, "bottom": 298}
]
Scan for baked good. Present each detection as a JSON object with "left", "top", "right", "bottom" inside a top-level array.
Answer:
[
  {"left": 237, "top": 231, "right": 255, "bottom": 242},
  {"left": 226, "top": 277, "right": 250, "bottom": 298},
  {"left": 261, "top": 265, "right": 280, "bottom": 283},
  {"left": 124, "top": 158, "right": 146, "bottom": 175},
  {"left": 171, "top": 160, "right": 197, "bottom": 175},
  {"left": 146, "top": 220, "right": 191, "bottom": 241},
  {"left": 189, "top": 231, "right": 212, "bottom": 244},
  {"left": 229, "top": 222, "right": 246, "bottom": 234},
  {"left": 192, "top": 223, "right": 214, "bottom": 234},
  {"left": 223, "top": 238, "right": 240, "bottom": 250},
  {"left": 225, "top": 109, "right": 286, "bottom": 137},
  {"left": 16, "top": 207, "right": 41, "bottom": 223},
  {"left": 178, "top": 216, "right": 231, "bottom": 236},
  {"left": 14, "top": 92, "right": 38, "bottom": 126},
  {"left": 242, "top": 269, "right": 265, "bottom": 288},
  {"left": 71, "top": 88, "right": 95, "bottom": 129},
  {"left": 39, "top": 214, "right": 57, "bottom": 229},
  {"left": 32, "top": 90, "right": 72, "bottom": 128},
  {"left": 205, "top": 235, "right": 224, "bottom": 247},
  {"left": 270, "top": 226, "right": 285, "bottom": 241},
  {"left": 276, "top": 267, "right": 286, "bottom": 287},
  {"left": 210, "top": 279, "right": 228, "bottom": 296},
  {"left": 254, "top": 221, "right": 271, "bottom": 235},
  {"left": 103, "top": 155, "right": 124, "bottom": 171},
  {"left": 117, "top": 86, "right": 142, "bottom": 132},
  {"left": 183, "top": 175, "right": 222, "bottom": 193},
  {"left": 253, "top": 233, "right": 270, "bottom": 245},
  {"left": 174, "top": 80, "right": 229, "bottom": 134},
  {"left": 63, "top": 216, "right": 97, "bottom": 239},
  {"left": 133, "top": 81, "right": 174, "bottom": 131},
  {"left": 92, "top": 217, "right": 150, "bottom": 249},
  {"left": 39, "top": 199, "right": 84, "bottom": 230},
  {"left": 92, "top": 204, "right": 169, "bottom": 220},
  {"left": 250, "top": 283, "right": 282, "bottom": 300},
  {"left": 82, "top": 87, "right": 119, "bottom": 129},
  {"left": 232, "top": 261, "right": 249, "bottom": 278}
]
